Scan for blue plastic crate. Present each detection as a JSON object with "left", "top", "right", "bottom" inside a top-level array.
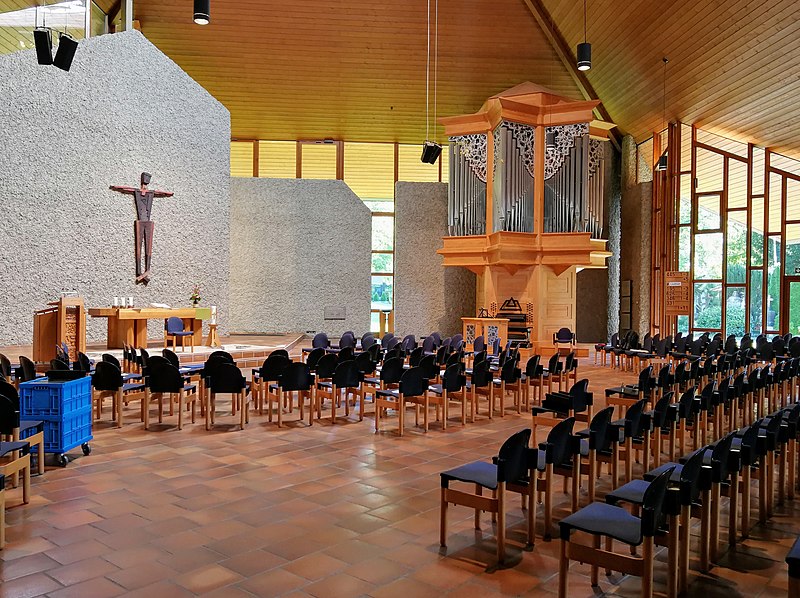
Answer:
[
  {"left": 19, "top": 376, "right": 91, "bottom": 418},
  {"left": 39, "top": 408, "right": 93, "bottom": 454}
]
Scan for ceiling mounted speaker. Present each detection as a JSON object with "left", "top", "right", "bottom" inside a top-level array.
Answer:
[
  {"left": 545, "top": 128, "right": 556, "bottom": 150},
  {"left": 421, "top": 141, "right": 442, "bottom": 164},
  {"left": 33, "top": 28, "right": 53, "bottom": 65},
  {"left": 53, "top": 33, "right": 78, "bottom": 71},
  {"left": 656, "top": 152, "right": 668, "bottom": 171},
  {"left": 194, "top": 0, "right": 210, "bottom": 24}
]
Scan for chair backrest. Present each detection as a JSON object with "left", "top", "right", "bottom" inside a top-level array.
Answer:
[
  {"left": 76, "top": 352, "right": 91, "bottom": 372},
  {"left": 148, "top": 363, "right": 185, "bottom": 393},
  {"left": 641, "top": 467, "right": 676, "bottom": 537},
  {"left": 312, "top": 333, "right": 330, "bottom": 349},
  {"left": 473, "top": 350, "right": 487, "bottom": 367},
  {"left": 362, "top": 335, "right": 377, "bottom": 351},
  {"left": 408, "top": 347, "right": 424, "bottom": 367},
  {"left": 656, "top": 363, "right": 672, "bottom": 387},
  {"left": 315, "top": 353, "right": 339, "bottom": 379},
  {"left": 0, "top": 380, "right": 19, "bottom": 409},
  {"left": 452, "top": 333, "right": 463, "bottom": 345},
  {"left": 386, "top": 337, "right": 401, "bottom": 351},
  {"left": 162, "top": 348, "right": 180, "bottom": 369},
  {"left": 710, "top": 431, "right": 737, "bottom": 482},
  {"left": 554, "top": 327, "right": 574, "bottom": 343},
  {"left": 637, "top": 366, "right": 653, "bottom": 390},
  {"left": 306, "top": 347, "right": 326, "bottom": 370},
  {"left": 525, "top": 354, "right": 541, "bottom": 377},
  {"left": 569, "top": 378, "right": 591, "bottom": 410},
  {"left": 421, "top": 336, "right": 436, "bottom": 353},
  {"left": 209, "top": 363, "right": 246, "bottom": 393},
  {"left": 339, "top": 332, "right": 356, "bottom": 349},
  {"left": 0, "top": 395, "right": 20, "bottom": 434},
  {"left": 337, "top": 346, "right": 355, "bottom": 362},
  {"left": 279, "top": 362, "right": 312, "bottom": 392},
  {"left": 208, "top": 350, "right": 234, "bottom": 363},
  {"left": 19, "top": 356, "right": 37, "bottom": 382},
  {"left": 547, "top": 353, "right": 561, "bottom": 373},
  {"left": 50, "top": 358, "right": 70, "bottom": 371},
  {"left": 565, "top": 351, "right": 577, "bottom": 372},
  {"left": 624, "top": 397, "right": 650, "bottom": 439},
  {"left": 354, "top": 351, "right": 376, "bottom": 375},
  {"left": 651, "top": 391, "right": 674, "bottom": 428},
  {"left": 380, "top": 357, "right": 405, "bottom": 384},
  {"left": 333, "top": 360, "right": 362, "bottom": 389},
  {"left": 367, "top": 343, "right": 381, "bottom": 362},
  {"left": 434, "top": 344, "right": 448, "bottom": 366},
  {"left": 430, "top": 332, "right": 442, "bottom": 346},
  {"left": 499, "top": 358, "right": 520, "bottom": 383},
  {"left": 419, "top": 354, "right": 439, "bottom": 380},
  {"left": 724, "top": 335, "right": 738, "bottom": 354},
  {"left": 0, "top": 353, "right": 11, "bottom": 378},
  {"left": 380, "top": 333, "right": 395, "bottom": 349},
  {"left": 496, "top": 429, "right": 532, "bottom": 484},
  {"left": 546, "top": 416, "right": 576, "bottom": 467},
  {"left": 271, "top": 349, "right": 290, "bottom": 359},
  {"left": 401, "top": 334, "right": 416, "bottom": 353},
  {"left": 259, "top": 354, "right": 290, "bottom": 381},
  {"left": 383, "top": 346, "right": 403, "bottom": 363},
  {"left": 588, "top": 406, "right": 617, "bottom": 452},
  {"left": 441, "top": 364, "right": 466, "bottom": 392},
  {"left": 445, "top": 351, "right": 462, "bottom": 370},
  {"left": 473, "top": 335, "right": 485, "bottom": 354},
  {"left": 201, "top": 354, "right": 231, "bottom": 381},
  {"left": 471, "top": 359, "right": 492, "bottom": 387},
  {"left": 398, "top": 367, "right": 427, "bottom": 397},
  {"left": 166, "top": 316, "right": 185, "bottom": 334},
  {"left": 91, "top": 361, "right": 123, "bottom": 392}
]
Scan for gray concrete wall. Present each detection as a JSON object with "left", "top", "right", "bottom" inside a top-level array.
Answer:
[
  {"left": 229, "top": 178, "right": 371, "bottom": 336},
  {"left": 0, "top": 30, "right": 231, "bottom": 345},
  {"left": 605, "top": 141, "right": 622, "bottom": 340},
  {"left": 620, "top": 135, "right": 653, "bottom": 334},
  {"left": 394, "top": 182, "right": 476, "bottom": 337}
]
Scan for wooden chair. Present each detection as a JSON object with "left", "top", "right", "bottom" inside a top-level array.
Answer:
[
  {"left": 0, "top": 473, "right": 4, "bottom": 549},
  {"left": 787, "top": 535, "right": 800, "bottom": 598},
  {"left": 542, "top": 353, "right": 565, "bottom": 393},
  {"left": 164, "top": 316, "right": 195, "bottom": 352},
  {"left": 440, "top": 429, "right": 534, "bottom": 564},
  {"left": 274, "top": 362, "right": 313, "bottom": 427},
  {"left": 206, "top": 362, "right": 250, "bottom": 430},
  {"left": 0, "top": 381, "right": 45, "bottom": 477},
  {"left": 493, "top": 358, "right": 522, "bottom": 417},
  {"left": 0, "top": 441, "right": 31, "bottom": 506},
  {"left": 251, "top": 354, "right": 290, "bottom": 418},
  {"left": 532, "top": 378, "right": 592, "bottom": 444},
  {"left": 468, "top": 360, "right": 495, "bottom": 420},
  {"left": 143, "top": 362, "right": 199, "bottom": 430},
  {"left": 91, "top": 362, "right": 146, "bottom": 427},
  {"left": 523, "top": 354, "right": 544, "bottom": 407},
  {"left": 427, "top": 363, "right": 471, "bottom": 428},
  {"left": 375, "top": 367, "right": 428, "bottom": 436},
  {"left": 558, "top": 467, "right": 675, "bottom": 598},
  {"left": 313, "top": 360, "right": 365, "bottom": 424},
  {"left": 575, "top": 407, "right": 620, "bottom": 503},
  {"left": 533, "top": 417, "right": 581, "bottom": 539}
]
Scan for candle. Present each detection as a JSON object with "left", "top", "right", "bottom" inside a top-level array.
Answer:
[
  {"left": 113, "top": 296, "right": 119, "bottom": 307},
  {"left": 211, "top": 305, "right": 217, "bottom": 325}
]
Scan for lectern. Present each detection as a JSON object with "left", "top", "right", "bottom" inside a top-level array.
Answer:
[{"left": 33, "top": 297, "right": 87, "bottom": 363}]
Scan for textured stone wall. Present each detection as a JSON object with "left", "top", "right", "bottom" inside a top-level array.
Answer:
[
  {"left": 620, "top": 135, "right": 653, "bottom": 334},
  {"left": 605, "top": 141, "right": 622, "bottom": 340},
  {"left": 0, "top": 31, "right": 230, "bottom": 346},
  {"left": 229, "top": 178, "right": 371, "bottom": 336},
  {"left": 394, "top": 182, "right": 476, "bottom": 337}
]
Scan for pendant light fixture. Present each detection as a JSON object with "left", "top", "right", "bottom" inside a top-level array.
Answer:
[
  {"left": 194, "top": 0, "right": 210, "bottom": 25},
  {"left": 655, "top": 57, "right": 669, "bottom": 171},
  {"left": 421, "top": 0, "right": 442, "bottom": 164},
  {"left": 576, "top": 0, "right": 591, "bottom": 71}
]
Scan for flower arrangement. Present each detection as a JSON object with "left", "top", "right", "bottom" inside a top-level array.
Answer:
[{"left": 190, "top": 284, "right": 201, "bottom": 305}]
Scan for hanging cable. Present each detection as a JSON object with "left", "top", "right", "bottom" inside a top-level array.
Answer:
[
  {"left": 433, "top": 0, "right": 438, "bottom": 142},
  {"left": 425, "top": 0, "right": 430, "bottom": 141}
]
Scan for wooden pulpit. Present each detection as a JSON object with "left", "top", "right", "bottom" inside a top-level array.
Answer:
[{"left": 33, "top": 297, "right": 87, "bottom": 363}]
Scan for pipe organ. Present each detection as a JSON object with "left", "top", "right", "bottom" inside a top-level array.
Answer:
[{"left": 437, "top": 82, "right": 614, "bottom": 352}]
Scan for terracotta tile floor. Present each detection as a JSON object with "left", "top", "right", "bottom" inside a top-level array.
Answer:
[{"left": 1, "top": 349, "right": 798, "bottom": 597}]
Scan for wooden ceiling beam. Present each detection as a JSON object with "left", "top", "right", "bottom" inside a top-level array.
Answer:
[{"left": 521, "top": 0, "right": 620, "bottom": 150}]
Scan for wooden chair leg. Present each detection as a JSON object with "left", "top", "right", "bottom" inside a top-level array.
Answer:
[
  {"left": 558, "top": 539, "right": 569, "bottom": 598},
  {"left": 642, "top": 536, "right": 654, "bottom": 598},
  {"left": 497, "top": 482, "right": 506, "bottom": 563},
  {"left": 440, "top": 486, "right": 448, "bottom": 548}
]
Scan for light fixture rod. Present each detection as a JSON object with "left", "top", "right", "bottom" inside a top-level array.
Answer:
[{"left": 425, "top": 0, "right": 430, "bottom": 141}]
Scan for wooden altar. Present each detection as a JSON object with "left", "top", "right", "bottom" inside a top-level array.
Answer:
[
  {"left": 88, "top": 307, "right": 212, "bottom": 349},
  {"left": 438, "top": 83, "right": 614, "bottom": 352},
  {"left": 33, "top": 297, "right": 87, "bottom": 362}
]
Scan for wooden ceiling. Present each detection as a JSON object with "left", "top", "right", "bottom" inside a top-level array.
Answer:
[
  {"left": 540, "top": 0, "right": 800, "bottom": 157},
  {"left": 132, "top": 0, "right": 583, "bottom": 143},
  {"left": 4, "top": 0, "right": 800, "bottom": 157}
]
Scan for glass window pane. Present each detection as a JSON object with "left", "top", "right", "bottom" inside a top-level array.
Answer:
[
  {"left": 372, "top": 216, "right": 394, "bottom": 250},
  {"left": 694, "top": 282, "right": 722, "bottom": 330},
  {"left": 696, "top": 147, "right": 724, "bottom": 193},
  {"left": 371, "top": 253, "right": 393, "bottom": 274},
  {"left": 788, "top": 178, "right": 800, "bottom": 222},
  {"left": 370, "top": 311, "right": 380, "bottom": 334},
  {"left": 91, "top": 2, "right": 106, "bottom": 37},
  {"left": 752, "top": 147, "right": 766, "bottom": 196},
  {"left": 677, "top": 315, "right": 690, "bottom": 334},
  {"left": 301, "top": 144, "right": 337, "bottom": 179},
  {"left": 344, "top": 143, "right": 395, "bottom": 199},
  {"left": 678, "top": 226, "right": 691, "bottom": 271},
  {"left": 371, "top": 276, "right": 393, "bottom": 310},
  {"left": 679, "top": 175, "right": 692, "bottom": 224},
  {"left": 696, "top": 129, "right": 748, "bottom": 158},
  {"left": 364, "top": 200, "right": 394, "bottom": 213},
  {"left": 787, "top": 224, "right": 800, "bottom": 275},
  {"left": 694, "top": 233, "right": 723, "bottom": 280},
  {"left": 230, "top": 141, "right": 254, "bottom": 177},
  {"left": 789, "top": 282, "right": 800, "bottom": 337},
  {"left": 727, "top": 158, "right": 747, "bottom": 209},
  {"left": 750, "top": 269, "right": 763, "bottom": 334},
  {"left": 769, "top": 152, "right": 800, "bottom": 178},
  {"left": 680, "top": 124, "right": 692, "bottom": 173},
  {"left": 259, "top": 141, "right": 296, "bottom": 178},
  {"left": 751, "top": 197, "right": 764, "bottom": 267},
  {"left": 769, "top": 173, "right": 783, "bottom": 233},
  {"left": 726, "top": 217, "right": 747, "bottom": 284},
  {"left": 697, "top": 194, "right": 721, "bottom": 230},
  {"left": 725, "top": 287, "right": 746, "bottom": 338},
  {"left": 767, "top": 236, "right": 781, "bottom": 331},
  {"left": 398, "top": 144, "right": 442, "bottom": 182}
]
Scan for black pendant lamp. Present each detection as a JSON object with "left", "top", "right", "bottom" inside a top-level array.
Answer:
[
  {"left": 545, "top": 129, "right": 556, "bottom": 150},
  {"left": 655, "top": 57, "right": 669, "bottom": 172},
  {"left": 577, "top": 0, "right": 591, "bottom": 71},
  {"left": 194, "top": 0, "right": 210, "bottom": 25}
]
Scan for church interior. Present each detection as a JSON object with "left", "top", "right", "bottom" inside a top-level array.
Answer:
[{"left": 1, "top": 0, "right": 800, "bottom": 596}]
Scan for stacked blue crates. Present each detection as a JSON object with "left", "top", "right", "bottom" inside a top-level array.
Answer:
[{"left": 19, "top": 376, "right": 93, "bottom": 455}]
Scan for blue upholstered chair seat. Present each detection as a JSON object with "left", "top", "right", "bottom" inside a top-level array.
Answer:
[
  {"left": 644, "top": 462, "right": 683, "bottom": 482},
  {"left": 428, "top": 384, "right": 443, "bottom": 395},
  {"left": 363, "top": 377, "right": 380, "bottom": 385},
  {"left": 605, "top": 478, "right": 652, "bottom": 505},
  {"left": 122, "top": 383, "right": 145, "bottom": 393},
  {"left": 559, "top": 502, "right": 644, "bottom": 545},
  {"left": 440, "top": 460, "right": 499, "bottom": 491},
  {"left": 122, "top": 372, "right": 142, "bottom": 382},
  {"left": 787, "top": 536, "right": 800, "bottom": 578},
  {"left": 375, "top": 388, "right": 400, "bottom": 398},
  {"left": 0, "top": 440, "right": 30, "bottom": 457},
  {"left": 170, "top": 331, "right": 193, "bottom": 337}
]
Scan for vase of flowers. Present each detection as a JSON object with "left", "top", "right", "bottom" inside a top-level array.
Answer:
[{"left": 190, "top": 284, "right": 201, "bottom": 307}]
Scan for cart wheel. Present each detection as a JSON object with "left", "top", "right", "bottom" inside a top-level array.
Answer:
[
  {"left": 81, "top": 443, "right": 92, "bottom": 456},
  {"left": 57, "top": 454, "right": 69, "bottom": 467}
]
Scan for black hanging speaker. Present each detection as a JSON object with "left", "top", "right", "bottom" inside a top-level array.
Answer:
[
  {"left": 53, "top": 33, "right": 78, "bottom": 72},
  {"left": 420, "top": 141, "right": 442, "bottom": 164},
  {"left": 33, "top": 28, "right": 53, "bottom": 65},
  {"left": 194, "top": 0, "right": 210, "bottom": 24}
]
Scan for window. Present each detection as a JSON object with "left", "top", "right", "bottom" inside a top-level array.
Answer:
[
  {"left": 231, "top": 141, "right": 254, "bottom": 177},
  {"left": 259, "top": 141, "right": 296, "bottom": 178},
  {"left": 301, "top": 143, "right": 337, "bottom": 179}
]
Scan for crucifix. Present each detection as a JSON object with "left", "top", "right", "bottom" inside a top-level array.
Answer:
[{"left": 110, "top": 172, "right": 173, "bottom": 285}]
